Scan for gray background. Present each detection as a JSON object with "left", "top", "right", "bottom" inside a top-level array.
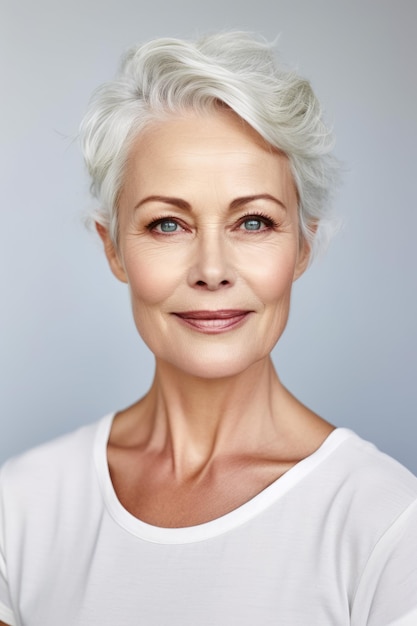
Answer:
[{"left": 1, "top": 0, "right": 416, "bottom": 472}]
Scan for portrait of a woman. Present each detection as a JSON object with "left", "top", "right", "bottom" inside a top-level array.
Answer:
[{"left": 0, "top": 31, "right": 416, "bottom": 625}]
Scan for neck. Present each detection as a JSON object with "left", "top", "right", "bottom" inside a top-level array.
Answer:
[{"left": 135, "top": 355, "right": 298, "bottom": 477}]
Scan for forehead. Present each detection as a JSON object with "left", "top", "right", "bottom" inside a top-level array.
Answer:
[
  {"left": 120, "top": 108, "right": 297, "bottom": 208},
  {"left": 130, "top": 108, "right": 276, "bottom": 165}
]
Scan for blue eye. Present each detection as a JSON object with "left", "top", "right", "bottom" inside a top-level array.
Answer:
[
  {"left": 242, "top": 218, "right": 263, "bottom": 231},
  {"left": 158, "top": 220, "right": 178, "bottom": 233},
  {"left": 147, "top": 217, "right": 185, "bottom": 234},
  {"left": 239, "top": 213, "right": 276, "bottom": 232}
]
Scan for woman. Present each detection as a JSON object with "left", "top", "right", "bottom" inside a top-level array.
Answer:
[{"left": 0, "top": 32, "right": 416, "bottom": 626}]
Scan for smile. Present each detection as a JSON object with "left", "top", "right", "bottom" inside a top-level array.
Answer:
[{"left": 172, "top": 310, "right": 252, "bottom": 334}]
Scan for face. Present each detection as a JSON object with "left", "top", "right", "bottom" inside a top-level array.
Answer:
[{"left": 99, "top": 108, "right": 309, "bottom": 379}]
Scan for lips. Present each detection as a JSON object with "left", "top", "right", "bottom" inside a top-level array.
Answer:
[{"left": 172, "top": 310, "right": 251, "bottom": 333}]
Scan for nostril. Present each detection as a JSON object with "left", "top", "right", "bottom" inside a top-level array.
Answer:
[{"left": 195, "top": 279, "right": 230, "bottom": 289}]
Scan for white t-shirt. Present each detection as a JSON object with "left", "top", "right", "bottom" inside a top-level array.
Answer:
[{"left": 0, "top": 414, "right": 416, "bottom": 626}]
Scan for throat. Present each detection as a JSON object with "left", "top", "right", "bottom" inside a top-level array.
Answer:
[{"left": 146, "top": 355, "right": 281, "bottom": 467}]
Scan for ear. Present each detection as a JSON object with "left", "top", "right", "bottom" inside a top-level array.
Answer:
[
  {"left": 95, "top": 222, "right": 128, "bottom": 284},
  {"left": 293, "top": 236, "right": 311, "bottom": 282}
]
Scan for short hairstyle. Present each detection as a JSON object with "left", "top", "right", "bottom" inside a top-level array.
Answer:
[{"left": 80, "top": 31, "right": 339, "bottom": 259}]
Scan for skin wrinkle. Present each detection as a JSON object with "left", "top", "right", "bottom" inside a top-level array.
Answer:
[{"left": 97, "top": 107, "right": 334, "bottom": 526}]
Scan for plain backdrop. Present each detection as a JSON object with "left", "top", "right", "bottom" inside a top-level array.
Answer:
[{"left": 1, "top": 0, "right": 416, "bottom": 472}]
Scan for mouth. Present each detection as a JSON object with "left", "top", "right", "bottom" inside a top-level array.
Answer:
[{"left": 172, "top": 310, "right": 252, "bottom": 333}]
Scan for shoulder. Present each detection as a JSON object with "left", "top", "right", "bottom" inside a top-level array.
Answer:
[
  {"left": 331, "top": 429, "right": 417, "bottom": 498},
  {"left": 0, "top": 414, "right": 113, "bottom": 505},
  {"left": 317, "top": 428, "right": 417, "bottom": 541}
]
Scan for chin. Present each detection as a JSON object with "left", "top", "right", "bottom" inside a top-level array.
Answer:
[{"left": 158, "top": 345, "right": 269, "bottom": 380}]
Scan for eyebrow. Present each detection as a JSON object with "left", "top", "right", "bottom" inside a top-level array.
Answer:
[
  {"left": 230, "top": 194, "right": 287, "bottom": 211},
  {"left": 134, "top": 193, "right": 287, "bottom": 212}
]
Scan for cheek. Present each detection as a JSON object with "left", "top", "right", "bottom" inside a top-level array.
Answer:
[
  {"left": 123, "top": 247, "right": 180, "bottom": 305},
  {"left": 238, "top": 243, "right": 297, "bottom": 302}
]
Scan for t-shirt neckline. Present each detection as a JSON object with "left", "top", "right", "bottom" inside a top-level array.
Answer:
[{"left": 94, "top": 412, "right": 355, "bottom": 544}]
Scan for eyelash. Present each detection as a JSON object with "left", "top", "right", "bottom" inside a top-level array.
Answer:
[{"left": 145, "top": 212, "right": 279, "bottom": 233}]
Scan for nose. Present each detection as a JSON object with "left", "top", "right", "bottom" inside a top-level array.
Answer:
[{"left": 187, "top": 228, "right": 236, "bottom": 291}]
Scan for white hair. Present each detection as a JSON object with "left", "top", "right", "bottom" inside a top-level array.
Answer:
[{"left": 80, "top": 31, "right": 340, "bottom": 259}]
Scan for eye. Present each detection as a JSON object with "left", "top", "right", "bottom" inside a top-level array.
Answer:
[
  {"left": 242, "top": 218, "right": 264, "bottom": 231},
  {"left": 238, "top": 214, "right": 276, "bottom": 232},
  {"left": 158, "top": 220, "right": 178, "bottom": 233},
  {"left": 147, "top": 218, "right": 183, "bottom": 234}
]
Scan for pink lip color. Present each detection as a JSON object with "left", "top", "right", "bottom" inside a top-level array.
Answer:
[{"left": 172, "top": 310, "right": 251, "bottom": 334}]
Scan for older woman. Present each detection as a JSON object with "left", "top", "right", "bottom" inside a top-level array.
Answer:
[{"left": 0, "top": 32, "right": 416, "bottom": 626}]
